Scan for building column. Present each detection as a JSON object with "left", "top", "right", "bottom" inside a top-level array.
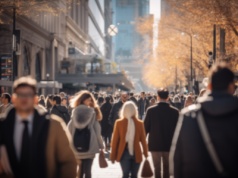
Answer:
[
  {"left": 30, "top": 45, "right": 36, "bottom": 78},
  {"left": 17, "top": 41, "right": 25, "bottom": 77},
  {"left": 41, "top": 49, "right": 46, "bottom": 95},
  {"left": 112, "top": 83, "right": 116, "bottom": 93},
  {"left": 51, "top": 36, "right": 58, "bottom": 94}
]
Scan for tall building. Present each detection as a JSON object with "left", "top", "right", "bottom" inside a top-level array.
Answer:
[
  {"left": 0, "top": 0, "right": 134, "bottom": 94},
  {"left": 112, "top": 0, "right": 149, "bottom": 63},
  {"left": 104, "top": 0, "right": 113, "bottom": 61},
  {"left": 112, "top": 0, "right": 150, "bottom": 91}
]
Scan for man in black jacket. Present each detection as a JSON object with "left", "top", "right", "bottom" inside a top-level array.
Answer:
[
  {"left": 170, "top": 64, "right": 238, "bottom": 178},
  {"left": 129, "top": 92, "right": 138, "bottom": 106},
  {"left": 144, "top": 88, "right": 179, "bottom": 178},
  {"left": 138, "top": 92, "right": 149, "bottom": 119},
  {"left": 0, "top": 76, "right": 76, "bottom": 178},
  {"left": 50, "top": 96, "right": 70, "bottom": 124},
  {"left": 108, "top": 92, "right": 128, "bottom": 127}
]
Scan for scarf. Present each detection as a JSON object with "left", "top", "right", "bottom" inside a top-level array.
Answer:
[{"left": 125, "top": 118, "right": 135, "bottom": 156}]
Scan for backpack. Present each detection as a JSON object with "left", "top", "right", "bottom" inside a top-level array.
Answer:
[{"left": 73, "top": 127, "right": 91, "bottom": 152}]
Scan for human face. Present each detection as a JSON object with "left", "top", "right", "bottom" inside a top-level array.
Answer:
[
  {"left": 121, "top": 94, "right": 128, "bottom": 103},
  {"left": 1, "top": 94, "right": 6, "bottom": 104},
  {"left": 49, "top": 99, "right": 54, "bottom": 105},
  {"left": 52, "top": 100, "right": 56, "bottom": 106},
  {"left": 12, "top": 87, "right": 37, "bottom": 113},
  {"left": 62, "top": 99, "right": 67, "bottom": 106},
  {"left": 83, "top": 97, "right": 93, "bottom": 107},
  {"left": 141, "top": 93, "right": 145, "bottom": 99},
  {"left": 228, "top": 82, "right": 236, "bottom": 95}
]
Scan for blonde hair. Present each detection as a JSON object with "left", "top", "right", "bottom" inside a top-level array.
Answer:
[
  {"left": 70, "top": 90, "right": 102, "bottom": 121},
  {"left": 120, "top": 101, "right": 138, "bottom": 119}
]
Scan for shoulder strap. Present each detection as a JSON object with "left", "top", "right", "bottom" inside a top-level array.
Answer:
[{"left": 197, "top": 111, "right": 227, "bottom": 177}]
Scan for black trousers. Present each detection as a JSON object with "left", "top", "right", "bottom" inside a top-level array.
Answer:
[{"left": 80, "top": 159, "right": 94, "bottom": 178}]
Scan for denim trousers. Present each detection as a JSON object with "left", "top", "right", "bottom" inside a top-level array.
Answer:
[{"left": 120, "top": 148, "right": 140, "bottom": 178}]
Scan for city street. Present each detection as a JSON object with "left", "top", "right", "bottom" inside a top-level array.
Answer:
[{"left": 0, "top": 0, "right": 238, "bottom": 178}]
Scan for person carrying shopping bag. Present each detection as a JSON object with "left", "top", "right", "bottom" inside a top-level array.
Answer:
[
  {"left": 110, "top": 101, "right": 148, "bottom": 178},
  {"left": 67, "top": 90, "right": 104, "bottom": 178}
]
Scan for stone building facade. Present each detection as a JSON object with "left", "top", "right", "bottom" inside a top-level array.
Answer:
[{"left": 0, "top": 0, "right": 117, "bottom": 94}]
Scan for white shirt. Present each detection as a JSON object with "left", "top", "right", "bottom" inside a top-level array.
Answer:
[{"left": 14, "top": 113, "right": 34, "bottom": 160}]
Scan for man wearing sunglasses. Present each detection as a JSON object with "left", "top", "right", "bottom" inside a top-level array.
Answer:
[{"left": 0, "top": 76, "right": 76, "bottom": 178}]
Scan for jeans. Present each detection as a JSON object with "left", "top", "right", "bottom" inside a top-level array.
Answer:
[
  {"left": 120, "top": 148, "right": 140, "bottom": 178},
  {"left": 151, "top": 152, "right": 169, "bottom": 178},
  {"left": 79, "top": 159, "right": 93, "bottom": 178}
]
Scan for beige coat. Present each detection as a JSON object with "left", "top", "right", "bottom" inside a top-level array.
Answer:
[{"left": 46, "top": 116, "right": 77, "bottom": 178}]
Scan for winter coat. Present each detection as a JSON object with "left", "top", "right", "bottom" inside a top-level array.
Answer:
[
  {"left": 67, "top": 105, "right": 104, "bottom": 160},
  {"left": 138, "top": 98, "right": 149, "bottom": 117},
  {"left": 50, "top": 105, "right": 70, "bottom": 124},
  {"left": 0, "top": 106, "right": 76, "bottom": 178},
  {"left": 108, "top": 100, "right": 123, "bottom": 126},
  {"left": 144, "top": 102, "right": 179, "bottom": 151},
  {"left": 129, "top": 97, "right": 138, "bottom": 107},
  {"left": 100, "top": 102, "right": 112, "bottom": 137},
  {"left": 110, "top": 117, "right": 148, "bottom": 163},
  {"left": 170, "top": 92, "right": 238, "bottom": 178}
]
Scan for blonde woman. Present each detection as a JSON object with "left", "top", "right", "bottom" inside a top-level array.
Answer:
[
  {"left": 67, "top": 90, "right": 104, "bottom": 178},
  {"left": 110, "top": 101, "right": 148, "bottom": 178}
]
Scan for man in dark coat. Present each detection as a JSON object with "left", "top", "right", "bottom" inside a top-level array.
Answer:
[
  {"left": 144, "top": 88, "right": 179, "bottom": 178},
  {"left": 129, "top": 92, "right": 138, "bottom": 106},
  {"left": 170, "top": 64, "right": 238, "bottom": 178},
  {"left": 100, "top": 96, "right": 112, "bottom": 150},
  {"left": 138, "top": 92, "right": 149, "bottom": 119},
  {"left": 108, "top": 92, "right": 128, "bottom": 127},
  {"left": 50, "top": 96, "right": 70, "bottom": 124},
  {"left": 0, "top": 76, "right": 76, "bottom": 178}
]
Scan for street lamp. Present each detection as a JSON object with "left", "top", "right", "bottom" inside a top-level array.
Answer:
[{"left": 46, "top": 73, "right": 50, "bottom": 81}]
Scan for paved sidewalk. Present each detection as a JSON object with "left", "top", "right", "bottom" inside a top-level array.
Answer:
[{"left": 92, "top": 152, "right": 155, "bottom": 178}]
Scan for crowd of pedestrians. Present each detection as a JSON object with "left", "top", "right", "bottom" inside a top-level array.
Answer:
[{"left": 0, "top": 63, "right": 238, "bottom": 178}]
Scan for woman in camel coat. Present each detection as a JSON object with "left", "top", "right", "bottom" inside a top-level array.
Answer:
[{"left": 110, "top": 101, "right": 148, "bottom": 178}]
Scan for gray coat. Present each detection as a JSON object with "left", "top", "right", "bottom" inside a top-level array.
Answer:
[{"left": 67, "top": 105, "right": 104, "bottom": 159}]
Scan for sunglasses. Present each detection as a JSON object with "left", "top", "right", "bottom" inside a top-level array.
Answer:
[{"left": 15, "top": 93, "right": 35, "bottom": 99}]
